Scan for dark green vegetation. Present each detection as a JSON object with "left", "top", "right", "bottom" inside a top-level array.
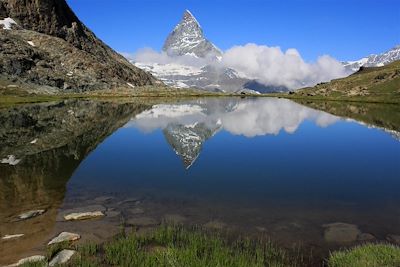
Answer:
[
  {"left": 19, "top": 225, "right": 400, "bottom": 267},
  {"left": 290, "top": 60, "right": 400, "bottom": 104},
  {"left": 328, "top": 244, "right": 400, "bottom": 267}
]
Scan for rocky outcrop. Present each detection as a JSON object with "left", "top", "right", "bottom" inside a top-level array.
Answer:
[{"left": 0, "top": 0, "right": 158, "bottom": 92}]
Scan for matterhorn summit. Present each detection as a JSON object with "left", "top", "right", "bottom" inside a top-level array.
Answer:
[{"left": 163, "top": 10, "right": 222, "bottom": 58}]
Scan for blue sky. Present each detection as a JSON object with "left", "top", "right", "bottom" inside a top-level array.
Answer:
[{"left": 67, "top": 0, "right": 399, "bottom": 61}]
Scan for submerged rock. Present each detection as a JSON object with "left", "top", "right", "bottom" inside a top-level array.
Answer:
[
  {"left": 357, "top": 233, "right": 375, "bottom": 241},
  {"left": 2, "top": 234, "right": 24, "bottom": 240},
  {"left": 204, "top": 220, "right": 227, "bottom": 230},
  {"left": 17, "top": 209, "right": 45, "bottom": 220},
  {"left": 48, "top": 249, "right": 75, "bottom": 266},
  {"left": 48, "top": 232, "right": 80, "bottom": 245},
  {"left": 387, "top": 234, "right": 400, "bottom": 244},
  {"left": 64, "top": 211, "right": 104, "bottom": 221},
  {"left": 126, "top": 217, "right": 159, "bottom": 227},
  {"left": 163, "top": 214, "right": 187, "bottom": 224},
  {"left": 93, "top": 196, "right": 113, "bottom": 203},
  {"left": 322, "top": 222, "right": 361, "bottom": 243},
  {"left": 6, "top": 255, "right": 46, "bottom": 267},
  {"left": 129, "top": 207, "right": 145, "bottom": 215}
]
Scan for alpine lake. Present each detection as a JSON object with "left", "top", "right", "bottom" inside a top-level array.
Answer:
[{"left": 1, "top": 97, "right": 399, "bottom": 266}]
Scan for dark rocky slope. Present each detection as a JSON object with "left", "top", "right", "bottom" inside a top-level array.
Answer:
[{"left": 0, "top": 0, "right": 158, "bottom": 93}]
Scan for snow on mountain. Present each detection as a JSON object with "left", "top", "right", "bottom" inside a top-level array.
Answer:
[
  {"left": 343, "top": 46, "right": 400, "bottom": 72},
  {"left": 0, "top": 17, "right": 17, "bottom": 30},
  {"left": 163, "top": 10, "right": 222, "bottom": 59}
]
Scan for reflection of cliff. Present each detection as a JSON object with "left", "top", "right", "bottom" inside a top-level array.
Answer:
[
  {"left": 0, "top": 100, "right": 151, "bottom": 264},
  {"left": 164, "top": 122, "right": 221, "bottom": 169}
]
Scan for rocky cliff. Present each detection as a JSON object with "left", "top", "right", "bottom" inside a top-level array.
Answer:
[{"left": 0, "top": 0, "right": 158, "bottom": 93}]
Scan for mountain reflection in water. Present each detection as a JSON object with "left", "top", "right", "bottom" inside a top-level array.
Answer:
[
  {"left": 128, "top": 98, "right": 339, "bottom": 168},
  {"left": 0, "top": 97, "right": 399, "bottom": 266}
]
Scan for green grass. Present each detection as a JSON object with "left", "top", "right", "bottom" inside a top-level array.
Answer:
[
  {"left": 328, "top": 243, "right": 400, "bottom": 267},
  {"left": 22, "top": 225, "right": 297, "bottom": 267},
  {"left": 16, "top": 226, "right": 400, "bottom": 267},
  {"left": 102, "top": 225, "right": 293, "bottom": 267}
]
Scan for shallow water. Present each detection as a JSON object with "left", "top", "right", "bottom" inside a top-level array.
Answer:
[{"left": 1, "top": 97, "right": 399, "bottom": 265}]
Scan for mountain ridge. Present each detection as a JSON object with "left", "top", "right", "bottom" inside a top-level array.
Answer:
[{"left": 343, "top": 46, "right": 400, "bottom": 72}]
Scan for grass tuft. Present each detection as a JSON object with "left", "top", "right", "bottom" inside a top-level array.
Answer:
[{"left": 328, "top": 243, "right": 400, "bottom": 267}]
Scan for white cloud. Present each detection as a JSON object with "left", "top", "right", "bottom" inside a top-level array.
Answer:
[
  {"left": 127, "top": 43, "right": 348, "bottom": 90},
  {"left": 128, "top": 98, "right": 339, "bottom": 137},
  {"left": 221, "top": 44, "right": 347, "bottom": 89}
]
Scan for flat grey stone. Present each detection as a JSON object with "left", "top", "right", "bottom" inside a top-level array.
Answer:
[
  {"left": 49, "top": 249, "right": 75, "bottom": 266},
  {"left": 57, "top": 205, "right": 106, "bottom": 221},
  {"left": 18, "top": 209, "right": 45, "bottom": 220},
  {"left": 64, "top": 211, "right": 104, "bottom": 221},
  {"left": 48, "top": 232, "right": 80, "bottom": 245},
  {"left": 2, "top": 234, "right": 24, "bottom": 240},
  {"left": 6, "top": 255, "right": 46, "bottom": 267}
]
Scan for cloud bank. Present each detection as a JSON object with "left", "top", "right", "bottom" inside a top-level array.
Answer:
[{"left": 127, "top": 44, "right": 348, "bottom": 90}]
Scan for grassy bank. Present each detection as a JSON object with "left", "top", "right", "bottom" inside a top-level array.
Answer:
[
  {"left": 328, "top": 244, "right": 400, "bottom": 267},
  {"left": 24, "top": 225, "right": 300, "bottom": 267},
  {"left": 20, "top": 225, "right": 400, "bottom": 267}
]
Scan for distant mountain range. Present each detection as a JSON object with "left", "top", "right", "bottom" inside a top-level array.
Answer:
[
  {"left": 342, "top": 46, "right": 400, "bottom": 72},
  {"left": 133, "top": 10, "right": 288, "bottom": 93}
]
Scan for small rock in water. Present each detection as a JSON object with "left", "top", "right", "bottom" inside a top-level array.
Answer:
[
  {"left": 129, "top": 207, "right": 145, "bottom": 215},
  {"left": 2, "top": 234, "right": 24, "bottom": 240},
  {"left": 94, "top": 196, "right": 113, "bottom": 203},
  {"left": 126, "top": 217, "right": 159, "bottom": 227},
  {"left": 1, "top": 155, "right": 21, "bottom": 165},
  {"left": 48, "top": 249, "right": 75, "bottom": 266},
  {"left": 58, "top": 205, "right": 106, "bottom": 221},
  {"left": 18, "top": 209, "right": 45, "bottom": 220},
  {"left": 387, "top": 234, "right": 400, "bottom": 244},
  {"left": 322, "top": 222, "right": 361, "bottom": 243},
  {"left": 64, "top": 211, "right": 104, "bottom": 221},
  {"left": 357, "top": 233, "right": 375, "bottom": 241},
  {"left": 204, "top": 220, "right": 227, "bottom": 230},
  {"left": 118, "top": 197, "right": 142, "bottom": 205},
  {"left": 255, "top": 226, "right": 267, "bottom": 232},
  {"left": 164, "top": 214, "right": 187, "bottom": 224},
  {"left": 6, "top": 255, "right": 46, "bottom": 267},
  {"left": 48, "top": 232, "right": 80, "bottom": 245},
  {"left": 105, "top": 209, "right": 121, "bottom": 218}
]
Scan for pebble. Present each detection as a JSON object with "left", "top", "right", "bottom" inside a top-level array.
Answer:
[{"left": 49, "top": 249, "right": 75, "bottom": 266}]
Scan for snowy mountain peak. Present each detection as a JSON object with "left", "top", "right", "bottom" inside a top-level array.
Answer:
[
  {"left": 182, "top": 9, "right": 200, "bottom": 27},
  {"left": 343, "top": 45, "right": 400, "bottom": 72},
  {"left": 163, "top": 10, "right": 222, "bottom": 58}
]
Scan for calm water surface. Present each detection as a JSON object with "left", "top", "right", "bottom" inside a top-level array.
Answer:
[{"left": 1, "top": 97, "right": 399, "bottom": 264}]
